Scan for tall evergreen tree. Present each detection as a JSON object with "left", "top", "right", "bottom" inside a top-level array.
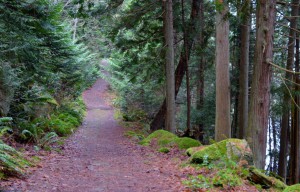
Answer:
[
  {"left": 215, "top": 0, "right": 231, "bottom": 141},
  {"left": 164, "top": 0, "right": 176, "bottom": 133},
  {"left": 247, "top": 0, "right": 276, "bottom": 169}
]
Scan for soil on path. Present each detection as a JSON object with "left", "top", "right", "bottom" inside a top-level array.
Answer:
[{"left": 2, "top": 76, "right": 185, "bottom": 192}]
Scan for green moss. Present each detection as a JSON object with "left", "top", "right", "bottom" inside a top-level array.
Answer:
[
  {"left": 190, "top": 139, "right": 249, "bottom": 164},
  {"left": 140, "top": 130, "right": 201, "bottom": 151},
  {"left": 174, "top": 137, "right": 201, "bottom": 149},
  {"left": 284, "top": 184, "right": 300, "bottom": 192},
  {"left": 158, "top": 147, "right": 170, "bottom": 153},
  {"left": 248, "top": 167, "right": 286, "bottom": 191},
  {"left": 190, "top": 140, "right": 227, "bottom": 164},
  {"left": 187, "top": 147, "right": 203, "bottom": 156},
  {"left": 139, "top": 130, "right": 177, "bottom": 146}
]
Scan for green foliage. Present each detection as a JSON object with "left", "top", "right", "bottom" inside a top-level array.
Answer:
[
  {"left": 102, "top": 0, "right": 166, "bottom": 122},
  {"left": 212, "top": 169, "right": 243, "bottom": 187},
  {"left": 283, "top": 184, "right": 300, "bottom": 192},
  {"left": 0, "top": 140, "right": 31, "bottom": 179},
  {"left": 183, "top": 174, "right": 213, "bottom": 189},
  {"left": 19, "top": 97, "right": 85, "bottom": 143},
  {"left": 0, "top": 118, "right": 31, "bottom": 178},
  {"left": 0, "top": 117, "right": 13, "bottom": 136},
  {"left": 184, "top": 167, "right": 243, "bottom": 190},
  {"left": 0, "top": 0, "right": 98, "bottom": 120}
]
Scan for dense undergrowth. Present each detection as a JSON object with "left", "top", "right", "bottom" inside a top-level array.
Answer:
[{"left": 0, "top": 97, "right": 86, "bottom": 179}]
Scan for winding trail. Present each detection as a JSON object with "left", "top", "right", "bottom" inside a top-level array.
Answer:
[{"left": 2, "top": 73, "right": 185, "bottom": 191}]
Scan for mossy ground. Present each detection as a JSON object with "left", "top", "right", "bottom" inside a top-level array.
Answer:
[
  {"left": 183, "top": 139, "right": 287, "bottom": 191},
  {"left": 283, "top": 184, "right": 300, "bottom": 192}
]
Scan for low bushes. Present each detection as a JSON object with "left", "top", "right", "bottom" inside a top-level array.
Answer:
[{"left": 19, "top": 97, "right": 86, "bottom": 141}]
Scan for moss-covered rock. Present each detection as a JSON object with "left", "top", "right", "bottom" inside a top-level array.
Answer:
[
  {"left": 140, "top": 130, "right": 201, "bottom": 150},
  {"left": 283, "top": 184, "right": 300, "bottom": 192},
  {"left": 189, "top": 139, "right": 253, "bottom": 165},
  {"left": 186, "top": 146, "right": 205, "bottom": 156},
  {"left": 139, "top": 130, "right": 178, "bottom": 146},
  {"left": 174, "top": 137, "right": 201, "bottom": 149}
]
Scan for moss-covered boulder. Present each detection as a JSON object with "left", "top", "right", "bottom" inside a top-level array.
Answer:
[
  {"left": 187, "top": 146, "right": 206, "bottom": 156},
  {"left": 140, "top": 130, "right": 201, "bottom": 151},
  {"left": 174, "top": 137, "right": 201, "bottom": 149},
  {"left": 283, "top": 184, "right": 300, "bottom": 192},
  {"left": 189, "top": 139, "right": 253, "bottom": 165},
  {"left": 139, "top": 130, "right": 177, "bottom": 146}
]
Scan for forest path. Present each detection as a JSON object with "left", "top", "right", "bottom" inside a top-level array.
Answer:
[{"left": 3, "top": 65, "right": 184, "bottom": 191}]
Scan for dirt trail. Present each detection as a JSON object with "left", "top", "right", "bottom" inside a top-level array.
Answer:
[{"left": 2, "top": 74, "right": 185, "bottom": 191}]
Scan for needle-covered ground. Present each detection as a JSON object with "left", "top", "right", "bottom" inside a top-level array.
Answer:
[{"left": 0, "top": 77, "right": 186, "bottom": 192}]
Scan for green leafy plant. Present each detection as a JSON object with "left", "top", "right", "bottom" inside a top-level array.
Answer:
[
  {"left": 183, "top": 174, "right": 213, "bottom": 190},
  {"left": 0, "top": 140, "right": 32, "bottom": 178}
]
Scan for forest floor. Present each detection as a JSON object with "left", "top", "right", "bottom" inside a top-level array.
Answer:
[{"left": 0, "top": 74, "right": 187, "bottom": 191}]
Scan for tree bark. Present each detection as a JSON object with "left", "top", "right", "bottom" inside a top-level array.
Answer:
[
  {"left": 163, "top": 0, "right": 176, "bottom": 133},
  {"left": 215, "top": 0, "right": 231, "bottom": 141},
  {"left": 181, "top": 0, "right": 191, "bottom": 133},
  {"left": 247, "top": 0, "right": 276, "bottom": 169},
  {"left": 238, "top": 0, "right": 250, "bottom": 139},
  {"left": 150, "top": 0, "right": 201, "bottom": 131},
  {"left": 196, "top": 0, "right": 205, "bottom": 142},
  {"left": 290, "top": 18, "right": 300, "bottom": 184},
  {"left": 278, "top": 0, "right": 299, "bottom": 180}
]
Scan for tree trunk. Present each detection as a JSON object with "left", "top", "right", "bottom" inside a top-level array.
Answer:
[
  {"left": 278, "top": 0, "right": 299, "bottom": 180},
  {"left": 238, "top": 0, "right": 250, "bottom": 139},
  {"left": 290, "top": 17, "right": 300, "bottom": 184},
  {"left": 247, "top": 0, "right": 276, "bottom": 169},
  {"left": 150, "top": 0, "right": 201, "bottom": 131},
  {"left": 163, "top": 0, "right": 176, "bottom": 133},
  {"left": 181, "top": 0, "right": 191, "bottom": 133},
  {"left": 215, "top": 0, "right": 231, "bottom": 141},
  {"left": 196, "top": 0, "right": 205, "bottom": 142}
]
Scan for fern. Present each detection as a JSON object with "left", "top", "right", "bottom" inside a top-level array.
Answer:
[
  {"left": 39, "top": 132, "right": 58, "bottom": 147},
  {"left": 0, "top": 141, "right": 31, "bottom": 178}
]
